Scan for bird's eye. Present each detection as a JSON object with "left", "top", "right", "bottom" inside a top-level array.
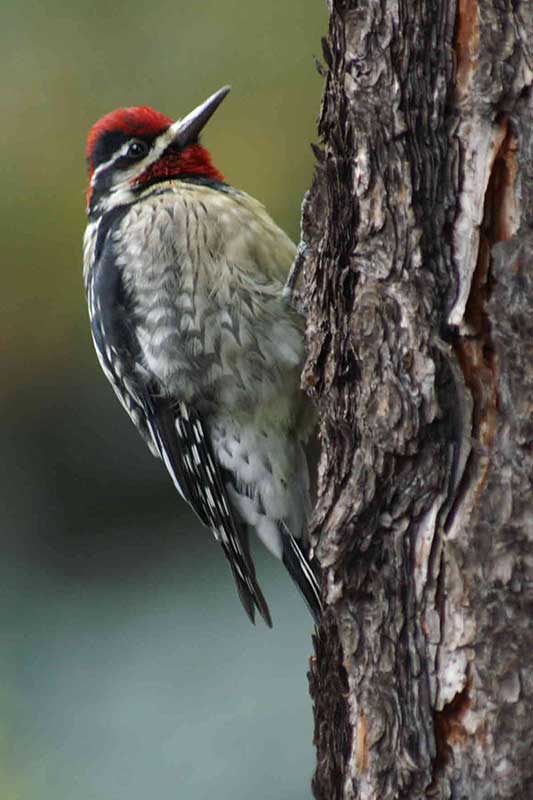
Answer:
[{"left": 126, "top": 140, "right": 149, "bottom": 159}]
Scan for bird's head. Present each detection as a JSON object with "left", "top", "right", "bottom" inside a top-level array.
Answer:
[{"left": 85, "top": 86, "right": 230, "bottom": 216}]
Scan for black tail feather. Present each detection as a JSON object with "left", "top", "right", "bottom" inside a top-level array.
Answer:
[
  {"left": 281, "top": 531, "right": 323, "bottom": 624},
  {"left": 223, "top": 536, "right": 273, "bottom": 628}
]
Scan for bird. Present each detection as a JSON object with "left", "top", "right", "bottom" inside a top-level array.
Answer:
[{"left": 83, "top": 86, "right": 322, "bottom": 626}]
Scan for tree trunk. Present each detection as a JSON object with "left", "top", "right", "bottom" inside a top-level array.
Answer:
[{"left": 301, "top": 0, "right": 532, "bottom": 797}]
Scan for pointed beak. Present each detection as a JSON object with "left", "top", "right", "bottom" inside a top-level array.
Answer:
[{"left": 167, "top": 86, "right": 230, "bottom": 148}]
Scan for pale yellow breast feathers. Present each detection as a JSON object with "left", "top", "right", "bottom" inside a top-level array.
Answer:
[{"left": 171, "top": 183, "right": 297, "bottom": 286}]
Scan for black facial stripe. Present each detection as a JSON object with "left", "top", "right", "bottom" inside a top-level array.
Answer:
[
  {"left": 90, "top": 151, "right": 148, "bottom": 210},
  {"left": 89, "top": 131, "right": 154, "bottom": 171},
  {"left": 113, "top": 154, "right": 145, "bottom": 171},
  {"left": 88, "top": 133, "right": 157, "bottom": 215},
  {"left": 89, "top": 131, "right": 129, "bottom": 170},
  {"left": 90, "top": 164, "right": 116, "bottom": 204}
]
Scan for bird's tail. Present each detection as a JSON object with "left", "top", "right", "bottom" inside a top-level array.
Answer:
[
  {"left": 222, "top": 529, "right": 273, "bottom": 628},
  {"left": 281, "top": 528, "right": 323, "bottom": 623}
]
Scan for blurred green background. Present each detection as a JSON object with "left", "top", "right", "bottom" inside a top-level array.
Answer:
[{"left": 1, "top": 1, "right": 326, "bottom": 798}]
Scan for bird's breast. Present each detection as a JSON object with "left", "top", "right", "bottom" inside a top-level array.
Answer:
[{"left": 112, "top": 188, "right": 304, "bottom": 412}]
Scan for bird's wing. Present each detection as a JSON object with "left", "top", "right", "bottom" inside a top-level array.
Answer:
[
  {"left": 86, "top": 210, "right": 160, "bottom": 456},
  {"left": 145, "top": 395, "right": 272, "bottom": 626}
]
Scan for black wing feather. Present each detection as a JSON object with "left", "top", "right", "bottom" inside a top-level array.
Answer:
[
  {"left": 147, "top": 396, "right": 272, "bottom": 626},
  {"left": 88, "top": 208, "right": 158, "bottom": 455}
]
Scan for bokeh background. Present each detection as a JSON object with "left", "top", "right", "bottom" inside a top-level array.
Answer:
[{"left": 1, "top": 1, "right": 326, "bottom": 798}]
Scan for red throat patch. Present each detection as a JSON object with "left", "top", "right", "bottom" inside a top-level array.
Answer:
[{"left": 133, "top": 144, "right": 225, "bottom": 187}]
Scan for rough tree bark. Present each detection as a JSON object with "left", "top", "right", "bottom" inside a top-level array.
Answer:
[{"left": 300, "top": 0, "right": 532, "bottom": 798}]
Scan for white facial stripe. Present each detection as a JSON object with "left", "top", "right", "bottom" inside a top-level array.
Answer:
[
  {"left": 90, "top": 124, "right": 182, "bottom": 192},
  {"left": 152, "top": 124, "right": 180, "bottom": 154},
  {"left": 91, "top": 140, "right": 134, "bottom": 185}
]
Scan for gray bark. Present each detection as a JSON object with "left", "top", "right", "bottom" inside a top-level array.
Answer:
[{"left": 301, "top": 0, "right": 533, "bottom": 797}]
